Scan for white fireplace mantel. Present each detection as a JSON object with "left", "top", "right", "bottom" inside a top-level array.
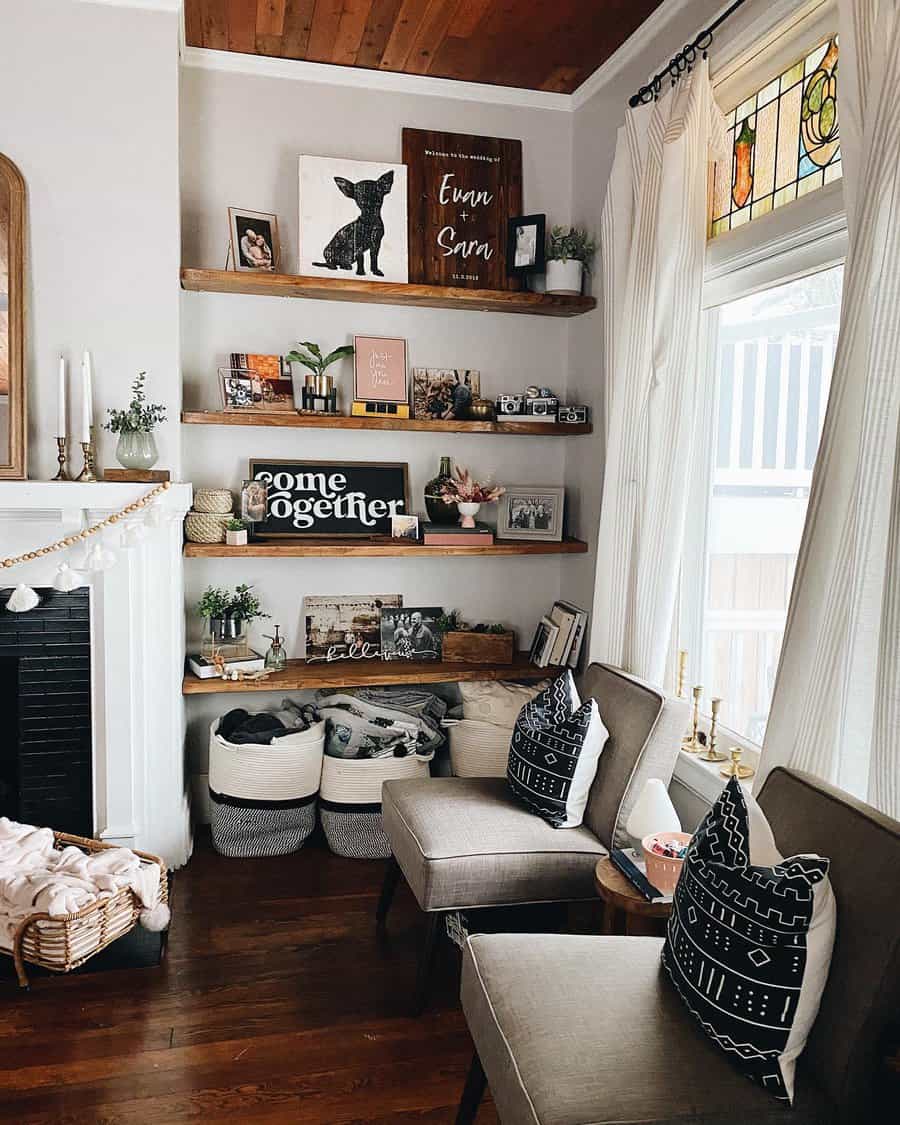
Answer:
[{"left": 0, "top": 480, "right": 193, "bottom": 867}]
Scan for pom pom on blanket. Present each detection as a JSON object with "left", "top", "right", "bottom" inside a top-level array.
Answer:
[{"left": 139, "top": 902, "right": 171, "bottom": 932}]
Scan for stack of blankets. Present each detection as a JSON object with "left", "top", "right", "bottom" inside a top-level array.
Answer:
[{"left": 0, "top": 818, "right": 161, "bottom": 950}]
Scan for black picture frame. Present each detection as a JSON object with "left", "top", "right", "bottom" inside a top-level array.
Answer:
[{"left": 506, "top": 213, "right": 546, "bottom": 276}]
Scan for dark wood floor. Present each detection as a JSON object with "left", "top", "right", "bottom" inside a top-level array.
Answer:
[{"left": 0, "top": 832, "right": 499, "bottom": 1124}]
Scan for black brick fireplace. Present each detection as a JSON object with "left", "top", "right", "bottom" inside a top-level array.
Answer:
[{"left": 0, "top": 588, "right": 92, "bottom": 835}]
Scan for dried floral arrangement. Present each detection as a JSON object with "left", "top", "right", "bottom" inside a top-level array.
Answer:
[{"left": 439, "top": 466, "right": 505, "bottom": 505}]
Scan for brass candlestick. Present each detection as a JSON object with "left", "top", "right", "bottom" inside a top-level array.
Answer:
[
  {"left": 76, "top": 436, "right": 97, "bottom": 482},
  {"left": 699, "top": 697, "right": 727, "bottom": 762},
  {"left": 52, "top": 437, "right": 71, "bottom": 481},
  {"left": 682, "top": 685, "right": 702, "bottom": 752},
  {"left": 721, "top": 746, "right": 755, "bottom": 780},
  {"left": 676, "top": 650, "right": 687, "bottom": 698}
]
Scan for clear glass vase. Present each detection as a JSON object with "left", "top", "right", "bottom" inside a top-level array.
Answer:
[{"left": 116, "top": 430, "right": 158, "bottom": 470}]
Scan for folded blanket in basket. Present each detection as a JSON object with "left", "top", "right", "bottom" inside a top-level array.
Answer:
[
  {"left": 316, "top": 690, "right": 444, "bottom": 760},
  {"left": 217, "top": 701, "right": 321, "bottom": 745},
  {"left": 0, "top": 817, "right": 162, "bottom": 949}
]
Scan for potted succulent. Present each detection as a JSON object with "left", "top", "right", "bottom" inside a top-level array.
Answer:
[
  {"left": 545, "top": 226, "right": 597, "bottom": 295},
  {"left": 103, "top": 372, "right": 167, "bottom": 470},
  {"left": 196, "top": 584, "right": 268, "bottom": 647},
  {"left": 439, "top": 466, "right": 505, "bottom": 528},
  {"left": 437, "top": 610, "right": 515, "bottom": 665},
  {"left": 224, "top": 518, "right": 249, "bottom": 547}
]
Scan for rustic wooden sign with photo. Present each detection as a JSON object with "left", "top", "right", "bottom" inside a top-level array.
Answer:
[
  {"left": 248, "top": 460, "right": 410, "bottom": 538},
  {"left": 402, "top": 128, "right": 523, "bottom": 291}
]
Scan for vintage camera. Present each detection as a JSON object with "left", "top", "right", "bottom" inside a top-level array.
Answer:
[
  {"left": 496, "top": 394, "right": 525, "bottom": 415},
  {"left": 525, "top": 397, "right": 559, "bottom": 418},
  {"left": 559, "top": 405, "right": 589, "bottom": 424}
]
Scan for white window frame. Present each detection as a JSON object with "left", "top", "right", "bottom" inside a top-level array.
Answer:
[{"left": 673, "top": 2, "right": 847, "bottom": 804}]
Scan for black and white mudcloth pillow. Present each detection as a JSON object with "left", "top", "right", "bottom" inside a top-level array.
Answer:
[
  {"left": 662, "top": 777, "right": 835, "bottom": 1104},
  {"left": 507, "top": 670, "right": 607, "bottom": 828}
]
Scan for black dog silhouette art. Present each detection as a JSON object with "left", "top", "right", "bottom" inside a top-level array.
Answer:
[{"left": 313, "top": 171, "right": 394, "bottom": 277}]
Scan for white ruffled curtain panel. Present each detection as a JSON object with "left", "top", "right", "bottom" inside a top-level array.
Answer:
[
  {"left": 757, "top": 0, "right": 900, "bottom": 818},
  {"left": 589, "top": 62, "right": 726, "bottom": 683}
]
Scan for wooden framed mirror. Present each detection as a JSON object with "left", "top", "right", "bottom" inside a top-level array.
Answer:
[{"left": 0, "top": 153, "right": 26, "bottom": 479}]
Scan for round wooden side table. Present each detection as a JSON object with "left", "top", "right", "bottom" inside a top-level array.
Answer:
[{"left": 594, "top": 856, "right": 673, "bottom": 936}]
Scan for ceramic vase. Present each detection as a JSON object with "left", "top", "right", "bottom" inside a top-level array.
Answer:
[
  {"left": 545, "top": 259, "right": 584, "bottom": 295},
  {"left": 116, "top": 430, "right": 158, "bottom": 470},
  {"left": 424, "top": 456, "right": 459, "bottom": 524},
  {"left": 225, "top": 529, "right": 248, "bottom": 546},
  {"left": 457, "top": 502, "right": 481, "bottom": 528}
]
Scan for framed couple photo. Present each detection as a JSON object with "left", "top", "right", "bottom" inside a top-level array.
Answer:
[
  {"left": 497, "top": 486, "right": 565, "bottom": 542},
  {"left": 228, "top": 207, "right": 279, "bottom": 272}
]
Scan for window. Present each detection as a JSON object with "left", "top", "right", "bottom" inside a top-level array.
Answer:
[
  {"left": 688, "top": 265, "right": 843, "bottom": 744},
  {"left": 711, "top": 37, "right": 841, "bottom": 237}
]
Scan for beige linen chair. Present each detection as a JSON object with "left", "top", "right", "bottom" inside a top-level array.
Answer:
[
  {"left": 456, "top": 767, "right": 900, "bottom": 1125},
  {"left": 377, "top": 663, "right": 689, "bottom": 1012}
]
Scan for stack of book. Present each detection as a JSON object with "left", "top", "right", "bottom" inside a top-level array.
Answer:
[
  {"left": 187, "top": 650, "right": 265, "bottom": 679},
  {"left": 422, "top": 521, "right": 494, "bottom": 547},
  {"left": 529, "top": 600, "right": 588, "bottom": 668}
]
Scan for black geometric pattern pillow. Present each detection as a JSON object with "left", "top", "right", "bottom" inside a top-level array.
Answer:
[
  {"left": 662, "top": 777, "right": 831, "bottom": 1103},
  {"left": 507, "top": 670, "right": 607, "bottom": 828}
]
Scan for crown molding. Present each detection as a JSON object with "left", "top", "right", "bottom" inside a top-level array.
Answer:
[{"left": 180, "top": 45, "right": 573, "bottom": 111}]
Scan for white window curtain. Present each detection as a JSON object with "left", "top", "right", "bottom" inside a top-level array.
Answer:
[
  {"left": 589, "top": 61, "right": 726, "bottom": 683},
  {"left": 756, "top": 0, "right": 900, "bottom": 818}
]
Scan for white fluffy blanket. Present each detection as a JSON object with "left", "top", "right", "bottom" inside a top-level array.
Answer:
[{"left": 0, "top": 818, "right": 161, "bottom": 949}]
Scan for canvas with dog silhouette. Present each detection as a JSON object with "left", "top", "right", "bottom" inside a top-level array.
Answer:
[{"left": 299, "top": 156, "right": 408, "bottom": 283}]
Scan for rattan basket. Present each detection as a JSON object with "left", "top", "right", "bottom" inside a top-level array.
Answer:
[
  {"left": 193, "top": 488, "right": 233, "bottom": 514},
  {"left": 8, "top": 832, "right": 168, "bottom": 989},
  {"left": 185, "top": 510, "right": 231, "bottom": 543}
]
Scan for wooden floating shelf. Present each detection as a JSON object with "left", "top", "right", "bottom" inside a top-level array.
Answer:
[
  {"left": 181, "top": 268, "right": 596, "bottom": 318},
  {"left": 183, "top": 537, "right": 588, "bottom": 558},
  {"left": 183, "top": 652, "right": 556, "bottom": 694},
  {"left": 181, "top": 410, "right": 591, "bottom": 436}
]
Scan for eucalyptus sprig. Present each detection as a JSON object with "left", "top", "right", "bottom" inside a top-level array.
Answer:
[
  {"left": 286, "top": 340, "right": 355, "bottom": 379},
  {"left": 103, "top": 372, "right": 167, "bottom": 435}
]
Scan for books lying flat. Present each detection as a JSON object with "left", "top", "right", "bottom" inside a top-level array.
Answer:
[
  {"left": 187, "top": 651, "right": 265, "bottom": 679},
  {"left": 422, "top": 521, "right": 494, "bottom": 546}
]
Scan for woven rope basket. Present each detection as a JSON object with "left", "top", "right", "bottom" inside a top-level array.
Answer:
[
  {"left": 446, "top": 719, "right": 512, "bottom": 777},
  {"left": 185, "top": 510, "right": 231, "bottom": 543},
  {"left": 8, "top": 832, "right": 168, "bottom": 989},
  {"left": 193, "top": 488, "right": 233, "bottom": 514},
  {"left": 209, "top": 718, "right": 325, "bottom": 801}
]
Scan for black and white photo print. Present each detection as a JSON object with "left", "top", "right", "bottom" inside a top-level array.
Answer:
[
  {"left": 506, "top": 214, "right": 546, "bottom": 276},
  {"left": 299, "top": 156, "right": 408, "bottom": 283},
  {"left": 380, "top": 607, "right": 443, "bottom": 661}
]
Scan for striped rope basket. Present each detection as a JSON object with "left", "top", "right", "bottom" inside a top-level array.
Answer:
[
  {"left": 9, "top": 832, "right": 168, "bottom": 990},
  {"left": 444, "top": 718, "right": 513, "bottom": 777}
]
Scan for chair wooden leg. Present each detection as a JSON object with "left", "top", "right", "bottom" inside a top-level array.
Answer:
[
  {"left": 411, "top": 911, "right": 442, "bottom": 1016},
  {"left": 376, "top": 856, "right": 402, "bottom": 932},
  {"left": 455, "top": 1051, "right": 487, "bottom": 1124}
]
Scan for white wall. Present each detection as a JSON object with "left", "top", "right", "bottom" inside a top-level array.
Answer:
[
  {"left": 179, "top": 65, "right": 576, "bottom": 680},
  {"left": 0, "top": 0, "right": 182, "bottom": 480}
]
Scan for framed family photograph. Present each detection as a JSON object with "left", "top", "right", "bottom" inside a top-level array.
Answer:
[
  {"left": 507, "top": 214, "right": 546, "bottom": 276},
  {"left": 303, "top": 594, "right": 401, "bottom": 662},
  {"left": 230, "top": 352, "right": 294, "bottom": 411},
  {"left": 380, "top": 607, "right": 443, "bottom": 662},
  {"left": 241, "top": 479, "right": 268, "bottom": 524},
  {"left": 219, "top": 367, "right": 263, "bottom": 410},
  {"left": 412, "top": 368, "right": 481, "bottom": 421},
  {"left": 228, "top": 208, "right": 279, "bottom": 272},
  {"left": 498, "top": 486, "right": 565, "bottom": 541},
  {"left": 354, "top": 336, "right": 408, "bottom": 404}
]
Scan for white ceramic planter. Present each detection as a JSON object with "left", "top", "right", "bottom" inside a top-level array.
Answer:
[
  {"left": 225, "top": 529, "right": 248, "bottom": 546},
  {"left": 545, "top": 259, "right": 584, "bottom": 295},
  {"left": 457, "top": 501, "right": 481, "bottom": 528}
]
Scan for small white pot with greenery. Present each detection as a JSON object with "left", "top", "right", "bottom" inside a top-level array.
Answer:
[
  {"left": 104, "top": 372, "right": 167, "bottom": 470},
  {"left": 545, "top": 226, "right": 596, "bottom": 295},
  {"left": 225, "top": 519, "right": 248, "bottom": 546}
]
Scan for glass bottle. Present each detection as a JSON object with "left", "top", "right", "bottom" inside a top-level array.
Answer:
[
  {"left": 264, "top": 624, "right": 287, "bottom": 671},
  {"left": 424, "top": 455, "right": 459, "bottom": 524}
]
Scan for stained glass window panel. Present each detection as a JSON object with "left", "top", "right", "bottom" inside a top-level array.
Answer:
[{"left": 710, "top": 37, "right": 842, "bottom": 237}]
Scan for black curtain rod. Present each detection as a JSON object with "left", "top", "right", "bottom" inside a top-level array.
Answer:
[{"left": 628, "top": 0, "right": 748, "bottom": 107}]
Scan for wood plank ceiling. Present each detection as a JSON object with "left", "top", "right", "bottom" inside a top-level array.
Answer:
[{"left": 184, "top": 1, "right": 666, "bottom": 94}]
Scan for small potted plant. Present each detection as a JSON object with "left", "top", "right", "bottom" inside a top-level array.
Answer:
[
  {"left": 196, "top": 583, "right": 268, "bottom": 648},
  {"left": 545, "top": 225, "right": 597, "bottom": 295},
  {"left": 286, "top": 339, "right": 355, "bottom": 412},
  {"left": 437, "top": 610, "right": 515, "bottom": 665},
  {"left": 439, "top": 466, "right": 505, "bottom": 528},
  {"left": 224, "top": 518, "right": 249, "bottom": 547},
  {"left": 103, "top": 372, "right": 167, "bottom": 470}
]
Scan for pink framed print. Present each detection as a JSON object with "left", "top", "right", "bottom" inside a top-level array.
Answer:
[{"left": 353, "top": 335, "right": 408, "bottom": 404}]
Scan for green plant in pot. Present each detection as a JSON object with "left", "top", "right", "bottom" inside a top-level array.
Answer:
[
  {"left": 286, "top": 340, "right": 355, "bottom": 411},
  {"left": 196, "top": 584, "right": 268, "bottom": 649},
  {"left": 224, "top": 518, "right": 248, "bottom": 547},
  {"left": 545, "top": 226, "right": 597, "bottom": 296},
  {"left": 103, "top": 372, "right": 167, "bottom": 470}
]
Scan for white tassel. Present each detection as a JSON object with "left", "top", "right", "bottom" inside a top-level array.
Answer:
[
  {"left": 123, "top": 522, "right": 147, "bottom": 547},
  {"left": 139, "top": 902, "right": 171, "bottom": 932},
  {"left": 5, "top": 583, "right": 40, "bottom": 612},
  {"left": 85, "top": 542, "right": 117, "bottom": 572},
  {"left": 52, "top": 563, "right": 83, "bottom": 592},
  {"left": 146, "top": 503, "right": 164, "bottom": 528}
]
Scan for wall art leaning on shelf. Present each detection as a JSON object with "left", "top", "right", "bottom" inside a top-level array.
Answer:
[
  {"left": 380, "top": 607, "right": 443, "bottom": 662},
  {"left": 498, "top": 486, "right": 565, "bottom": 541},
  {"left": 298, "top": 156, "right": 408, "bottom": 283},
  {"left": 303, "top": 595, "right": 401, "bottom": 662},
  {"left": 353, "top": 336, "right": 407, "bottom": 404},
  {"left": 219, "top": 367, "right": 263, "bottom": 410},
  {"left": 412, "top": 368, "right": 481, "bottom": 421},
  {"left": 228, "top": 207, "right": 279, "bottom": 272},
  {"left": 248, "top": 459, "right": 410, "bottom": 538}
]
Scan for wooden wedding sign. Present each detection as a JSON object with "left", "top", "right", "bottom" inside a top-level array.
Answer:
[{"left": 402, "top": 128, "right": 523, "bottom": 291}]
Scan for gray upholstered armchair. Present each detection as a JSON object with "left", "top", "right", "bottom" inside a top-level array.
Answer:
[
  {"left": 377, "top": 663, "right": 689, "bottom": 1012},
  {"left": 455, "top": 767, "right": 900, "bottom": 1125}
]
